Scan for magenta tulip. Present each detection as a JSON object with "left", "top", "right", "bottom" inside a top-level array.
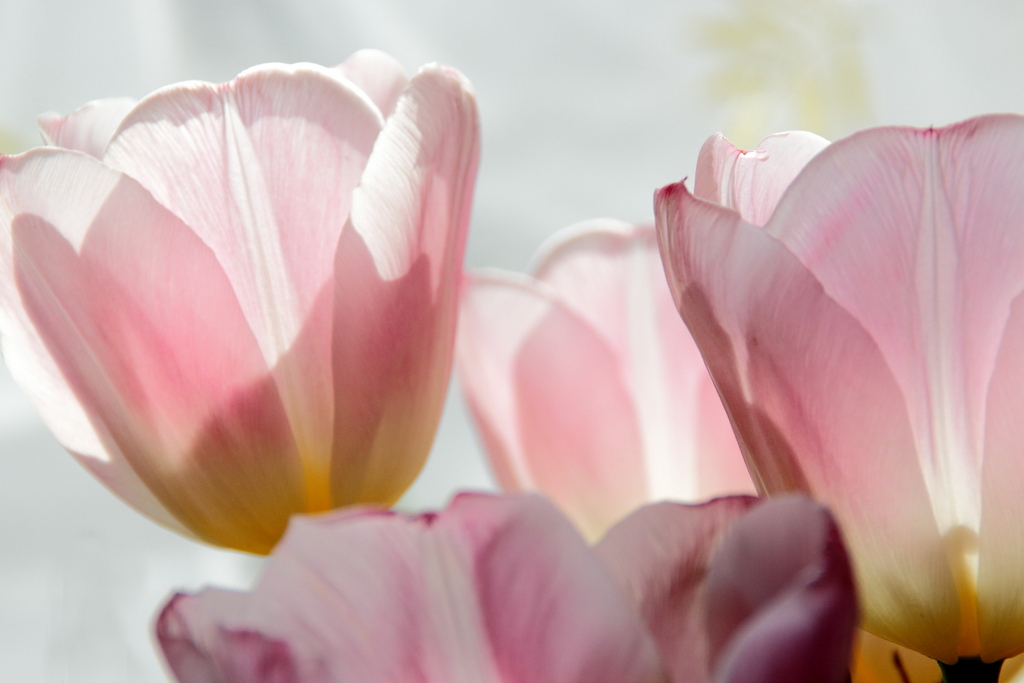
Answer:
[
  {"left": 156, "top": 492, "right": 857, "bottom": 683},
  {"left": 657, "top": 115, "right": 1024, "bottom": 663},
  {"left": 0, "top": 50, "right": 480, "bottom": 553},
  {"left": 458, "top": 219, "right": 754, "bottom": 540}
]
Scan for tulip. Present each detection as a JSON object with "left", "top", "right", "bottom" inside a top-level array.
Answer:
[
  {"left": 0, "top": 49, "right": 480, "bottom": 554},
  {"left": 457, "top": 219, "right": 755, "bottom": 540},
  {"left": 656, "top": 114, "right": 1024, "bottom": 668},
  {"left": 156, "top": 492, "right": 857, "bottom": 683}
]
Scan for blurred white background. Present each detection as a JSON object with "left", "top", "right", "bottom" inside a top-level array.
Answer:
[{"left": 2, "top": 0, "right": 1024, "bottom": 679}]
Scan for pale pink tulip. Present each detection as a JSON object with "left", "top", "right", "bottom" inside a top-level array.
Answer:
[
  {"left": 657, "top": 115, "right": 1024, "bottom": 664},
  {"left": 156, "top": 492, "right": 857, "bottom": 683},
  {"left": 0, "top": 50, "right": 480, "bottom": 554},
  {"left": 458, "top": 220, "right": 754, "bottom": 540}
]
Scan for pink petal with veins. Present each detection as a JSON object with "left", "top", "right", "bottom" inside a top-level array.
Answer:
[
  {"left": 0, "top": 149, "right": 300, "bottom": 553},
  {"left": 656, "top": 180, "right": 960, "bottom": 660},
  {"left": 328, "top": 64, "right": 479, "bottom": 507},
  {"left": 156, "top": 494, "right": 666, "bottom": 683},
  {"left": 761, "top": 116, "right": 1024, "bottom": 661}
]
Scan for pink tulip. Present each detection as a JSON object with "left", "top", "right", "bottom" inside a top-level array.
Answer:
[
  {"left": 156, "top": 492, "right": 857, "bottom": 683},
  {"left": 0, "top": 50, "right": 480, "bottom": 554},
  {"left": 458, "top": 220, "right": 755, "bottom": 540},
  {"left": 656, "top": 115, "right": 1024, "bottom": 664}
]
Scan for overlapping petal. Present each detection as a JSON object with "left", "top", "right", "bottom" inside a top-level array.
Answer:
[
  {"left": 0, "top": 150, "right": 302, "bottom": 552},
  {"left": 329, "top": 64, "right": 479, "bottom": 506},
  {"left": 458, "top": 220, "right": 752, "bottom": 540},
  {"left": 657, "top": 179, "right": 960, "bottom": 660},
  {"left": 459, "top": 271, "right": 647, "bottom": 538},
  {"left": 533, "top": 224, "right": 753, "bottom": 503},
  {"left": 100, "top": 62, "right": 385, "bottom": 515},
  {"left": 157, "top": 494, "right": 667, "bottom": 683},
  {"left": 657, "top": 114, "right": 1024, "bottom": 662},
  {"left": 156, "top": 493, "right": 858, "bottom": 683},
  {"left": 597, "top": 496, "right": 857, "bottom": 683},
  {"left": 763, "top": 117, "right": 1024, "bottom": 661},
  {"left": 704, "top": 497, "right": 858, "bottom": 683},
  {"left": 103, "top": 63, "right": 383, "bottom": 364},
  {"left": 596, "top": 496, "right": 758, "bottom": 682},
  {"left": 0, "top": 150, "right": 191, "bottom": 536}
]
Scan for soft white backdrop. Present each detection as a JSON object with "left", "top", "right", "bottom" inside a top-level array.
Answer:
[{"left": 1, "top": 1, "right": 1023, "bottom": 680}]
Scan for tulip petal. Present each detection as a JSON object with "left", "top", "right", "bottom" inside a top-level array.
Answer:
[
  {"left": 156, "top": 494, "right": 666, "bottom": 683},
  {"left": 763, "top": 115, "right": 1024, "bottom": 657},
  {"left": 532, "top": 220, "right": 754, "bottom": 503},
  {"left": 530, "top": 219, "right": 637, "bottom": 356},
  {"left": 460, "top": 271, "right": 651, "bottom": 539},
  {"left": 36, "top": 97, "right": 137, "bottom": 158},
  {"left": 0, "top": 149, "right": 186, "bottom": 535},
  {"left": 695, "top": 372, "right": 756, "bottom": 497},
  {"left": 159, "top": 592, "right": 309, "bottom": 683},
  {"left": 335, "top": 48, "right": 408, "bottom": 119},
  {"left": 694, "top": 131, "right": 829, "bottom": 227},
  {"left": 978, "top": 293, "right": 1024, "bottom": 660},
  {"left": 706, "top": 497, "right": 858, "bottom": 683},
  {"left": 103, "top": 62, "right": 383, "bottom": 360},
  {"left": 461, "top": 272, "right": 647, "bottom": 540},
  {"left": 0, "top": 149, "right": 302, "bottom": 553},
  {"left": 595, "top": 496, "right": 759, "bottom": 683},
  {"left": 103, "top": 63, "right": 386, "bottom": 509},
  {"left": 458, "top": 272, "right": 563, "bottom": 493},
  {"left": 656, "top": 182, "right": 961, "bottom": 660},
  {"left": 346, "top": 63, "right": 478, "bottom": 284},
  {"left": 329, "top": 64, "right": 479, "bottom": 507}
]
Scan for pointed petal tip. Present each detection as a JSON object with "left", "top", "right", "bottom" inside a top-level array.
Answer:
[
  {"left": 654, "top": 180, "right": 700, "bottom": 244},
  {"left": 655, "top": 179, "right": 691, "bottom": 204}
]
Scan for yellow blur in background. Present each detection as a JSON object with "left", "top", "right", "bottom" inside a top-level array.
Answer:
[
  {"left": 0, "top": 126, "right": 27, "bottom": 155},
  {"left": 697, "top": 0, "right": 872, "bottom": 148}
]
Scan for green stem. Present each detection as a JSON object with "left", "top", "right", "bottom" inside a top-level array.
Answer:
[{"left": 938, "top": 657, "right": 1003, "bottom": 683}]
